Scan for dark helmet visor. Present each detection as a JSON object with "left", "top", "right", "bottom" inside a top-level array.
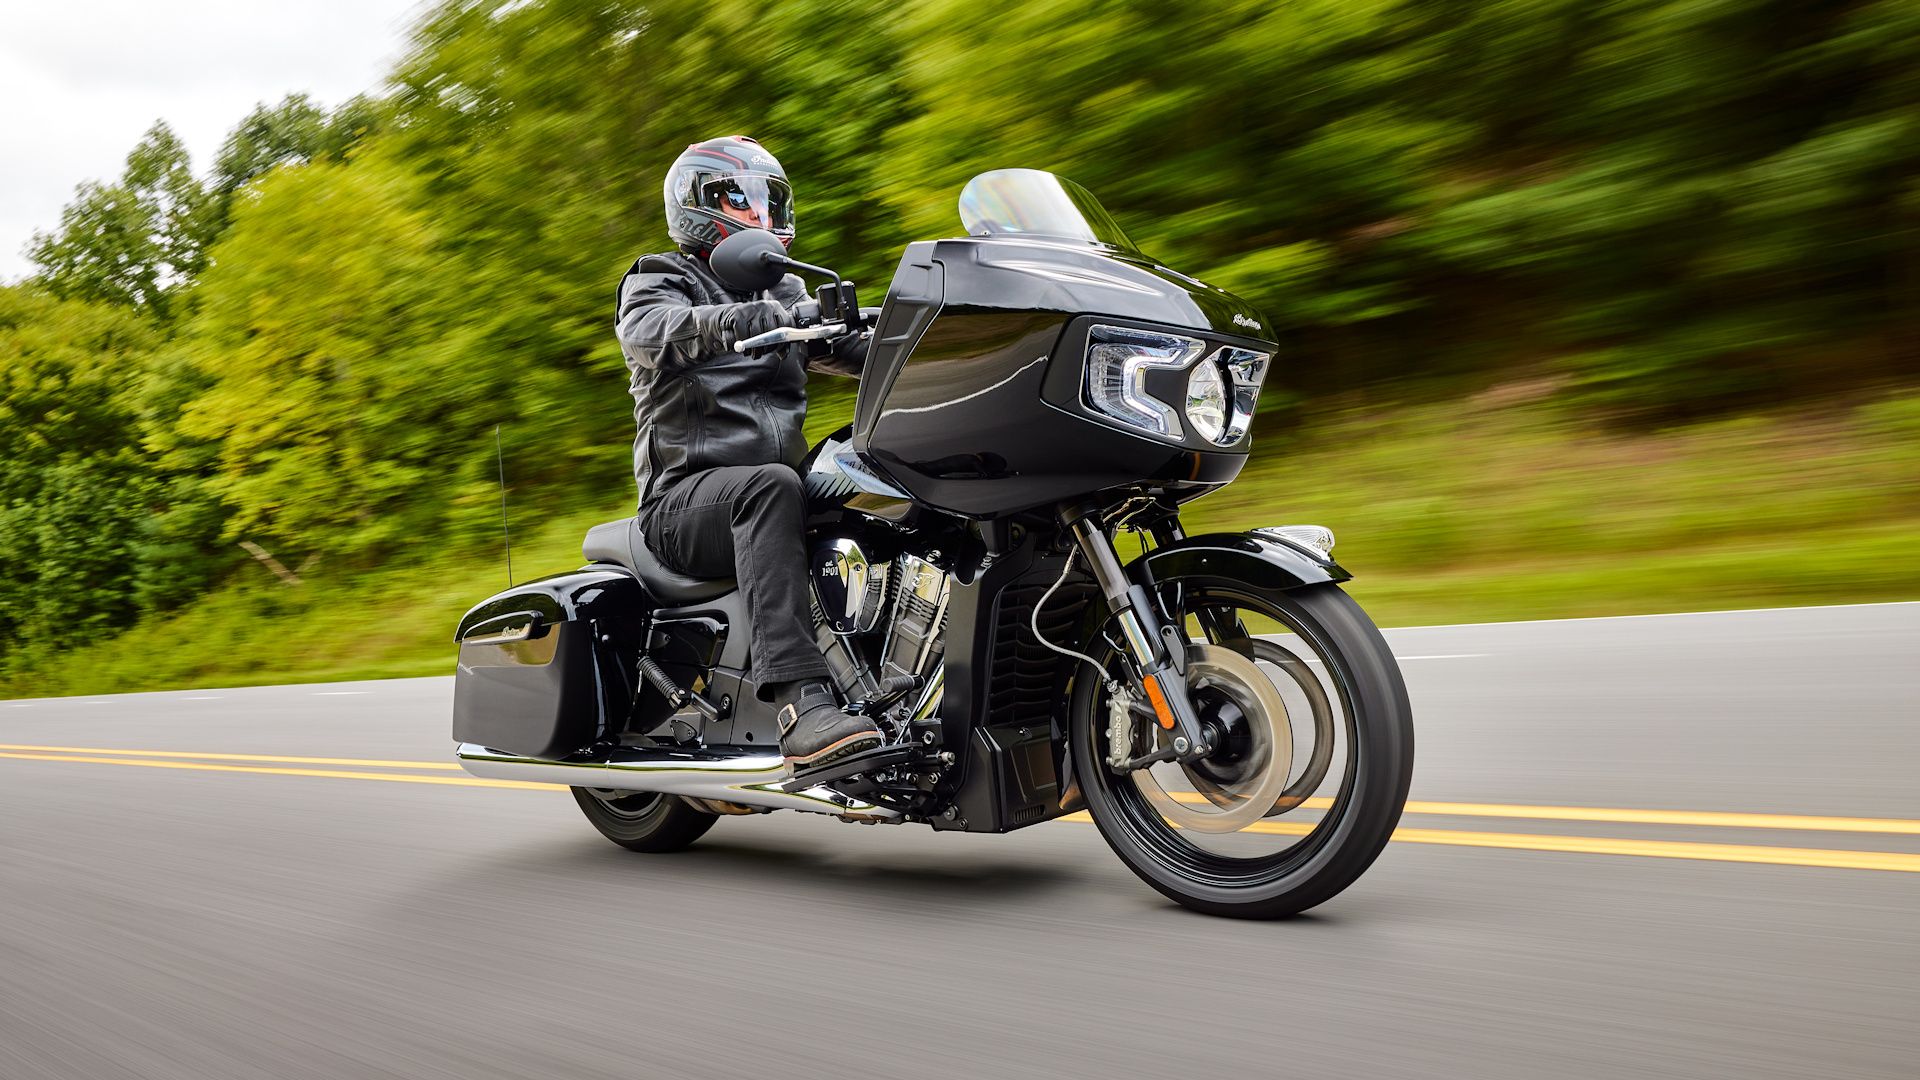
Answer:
[{"left": 694, "top": 174, "right": 793, "bottom": 231}]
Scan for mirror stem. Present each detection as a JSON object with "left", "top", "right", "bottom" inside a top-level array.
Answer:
[{"left": 763, "top": 251, "right": 844, "bottom": 295}]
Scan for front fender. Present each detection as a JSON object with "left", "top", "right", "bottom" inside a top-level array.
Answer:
[{"left": 1127, "top": 530, "right": 1351, "bottom": 593}]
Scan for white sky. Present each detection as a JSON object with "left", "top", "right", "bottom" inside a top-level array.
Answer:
[{"left": 0, "top": 0, "right": 427, "bottom": 282}]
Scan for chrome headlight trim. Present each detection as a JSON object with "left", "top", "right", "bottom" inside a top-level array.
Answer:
[{"left": 1216, "top": 346, "right": 1270, "bottom": 445}]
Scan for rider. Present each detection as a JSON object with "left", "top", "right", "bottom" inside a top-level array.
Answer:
[{"left": 614, "top": 135, "right": 882, "bottom": 771}]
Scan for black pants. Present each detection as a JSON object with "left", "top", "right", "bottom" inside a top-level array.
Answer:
[{"left": 638, "top": 464, "right": 829, "bottom": 685}]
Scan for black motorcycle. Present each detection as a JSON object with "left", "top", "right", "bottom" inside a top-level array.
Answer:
[{"left": 451, "top": 169, "right": 1413, "bottom": 918}]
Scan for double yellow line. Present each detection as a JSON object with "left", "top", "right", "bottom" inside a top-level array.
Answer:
[{"left": 5, "top": 742, "right": 1919, "bottom": 874}]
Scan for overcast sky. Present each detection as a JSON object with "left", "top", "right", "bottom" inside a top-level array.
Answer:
[{"left": 0, "top": 0, "right": 426, "bottom": 282}]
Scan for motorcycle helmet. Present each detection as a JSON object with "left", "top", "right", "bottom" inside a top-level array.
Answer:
[{"left": 663, "top": 135, "right": 795, "bottom": 258}]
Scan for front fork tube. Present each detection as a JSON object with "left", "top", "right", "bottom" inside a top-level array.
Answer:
[{"left": 1066, "top": 509, "right": 1214, "bottom": 762}]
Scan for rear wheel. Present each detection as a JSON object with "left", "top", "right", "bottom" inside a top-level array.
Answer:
[
  {"left": 1070, "top": 581, "right": 1412, "bottom": 918},
  {"left": 571, "top": 788, "right": 718, "bottom": 852}
]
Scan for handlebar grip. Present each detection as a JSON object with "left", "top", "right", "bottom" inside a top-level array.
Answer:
[
  {"left": 734, "top": 322, "right": 848, "bottom": 353},
  {"left": 735, "top": 329, "right": 787, "bottom": 352}
]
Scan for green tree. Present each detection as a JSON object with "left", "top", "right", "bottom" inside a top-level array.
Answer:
[
  {"left": 27, "top": 123, "right": 215, "bottom": 321},
  {"left": 209, "top": 94, "right": 386, "bottom": 232},
  {"left": 0, "top": 287, "right": 166, "bottom": 658},
  {"left": 175, "top": 156, "right": 495, "bottom": 558}
]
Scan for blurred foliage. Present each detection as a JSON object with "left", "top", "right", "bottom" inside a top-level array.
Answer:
[
  {"left": 207, "top": 93, "right": 385, "bottom": 232},
  {"left": 0, "top": 288, "right": 201, "bottom": 658},
  {"left": 3, "top": 0, "right": 1919, "bottom": 682},
  {"left": 176, "top": 159, "right": 496, "bottom": 556}
]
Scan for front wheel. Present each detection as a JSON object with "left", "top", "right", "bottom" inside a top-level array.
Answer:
[
  {"left": 1070, "top": 581, "right": 1413, "bottom": 918},
  {"left": 571, "top": 788, "right": 718, "bottom": 852}
]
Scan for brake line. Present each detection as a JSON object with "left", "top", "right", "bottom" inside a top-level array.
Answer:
[{"left": 1030, "top": 549, "right": 1120, "bottom": 695}]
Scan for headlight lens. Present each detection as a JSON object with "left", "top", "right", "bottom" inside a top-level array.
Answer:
[
  {"left": 1085, "top": 324, "right": 1205, "bottom": 439},
  {"left": 1185, "top": 358, "right": 1229, "bottom": 444}
]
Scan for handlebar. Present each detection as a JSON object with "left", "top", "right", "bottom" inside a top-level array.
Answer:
[{"left": 735, "top": 322, "right": 848, "bottom": 353}]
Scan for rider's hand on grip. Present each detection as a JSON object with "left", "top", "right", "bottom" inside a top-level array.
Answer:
[{"left": 728, "top": 299, "right": 793, "bottom": 351}]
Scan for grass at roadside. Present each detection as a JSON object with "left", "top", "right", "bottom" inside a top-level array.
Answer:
[{"left": 4, "top": 389, "right": 1916, "bottom": 698}]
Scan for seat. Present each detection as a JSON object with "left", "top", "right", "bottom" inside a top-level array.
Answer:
[{"left": 582, "top": 517, "right": 737, "bottom": 605}]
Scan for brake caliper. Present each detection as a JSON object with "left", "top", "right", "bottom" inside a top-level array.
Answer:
[{"left": 1106, "top": 683, "right": 1140, "bottom": 769}]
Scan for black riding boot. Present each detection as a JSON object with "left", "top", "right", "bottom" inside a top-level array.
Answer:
[{"left": 773, "top": 680, "right": 882, "bottom": 769}]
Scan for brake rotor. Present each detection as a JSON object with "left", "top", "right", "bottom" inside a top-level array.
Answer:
[{"left": 1132, "top": 644, "right": 1292, "bottom": 834}]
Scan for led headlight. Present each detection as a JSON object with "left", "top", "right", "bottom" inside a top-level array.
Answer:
[
  {"left": 1083, "top": 325, "right": 1273, "bottom": 446},
  {"left": 1085, "top": 325, "right": 1205, "bottom": 439},
  {"left": 1186, "top": 358, "right": 1229, "bottom": 444}
]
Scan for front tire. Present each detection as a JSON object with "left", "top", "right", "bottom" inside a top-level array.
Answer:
[
  {"left": 571, "top": 788, "right": 718, "bottom": 853},
  {"left": 1071, "top": 582, "right": 1413, "bottom": 918}
]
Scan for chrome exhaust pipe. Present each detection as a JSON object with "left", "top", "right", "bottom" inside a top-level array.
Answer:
[{"left": 455, "top": 743, "right": 900, "bottom": 819}]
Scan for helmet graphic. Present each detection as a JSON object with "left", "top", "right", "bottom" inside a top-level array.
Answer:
[{"left": 663, "top": 135, "right": 795, "bottom": 258}]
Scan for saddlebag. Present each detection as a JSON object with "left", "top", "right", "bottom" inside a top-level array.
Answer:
[{"left": 451, "top": 568, "right": 646, "bottom": 759}]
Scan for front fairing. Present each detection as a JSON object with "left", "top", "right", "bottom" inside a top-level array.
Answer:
[{"left": 852, "top": 236, "right": 1271, "bottom": 517}]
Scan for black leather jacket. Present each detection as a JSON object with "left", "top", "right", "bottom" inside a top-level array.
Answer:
[{"left": 615, "top": 251, "right": 863, "bottom": 505}]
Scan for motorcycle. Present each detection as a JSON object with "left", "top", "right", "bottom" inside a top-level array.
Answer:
[{"left": 451, "top": 168, "right": 1413, "bottom": 918}]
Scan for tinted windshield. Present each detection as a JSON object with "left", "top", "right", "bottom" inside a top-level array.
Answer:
[{"left": 957, "top": 169, "right": 1136, "bottom": 251}]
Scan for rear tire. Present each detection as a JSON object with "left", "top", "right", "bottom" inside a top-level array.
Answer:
[
  {"left": 1071, "top": 582, "right": 1413, "bottom": 918},
  {"left": 571, "top": 788, "right": 718, "bottom": 852}
]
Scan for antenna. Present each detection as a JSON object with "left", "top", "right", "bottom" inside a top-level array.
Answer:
[{"left": 495, "top": 424, "right": 513, "bottom": 588}]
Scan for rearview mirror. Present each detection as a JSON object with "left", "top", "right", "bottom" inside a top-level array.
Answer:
[{"left": 708, "top": 229, "right": 788, "bottom": 293}]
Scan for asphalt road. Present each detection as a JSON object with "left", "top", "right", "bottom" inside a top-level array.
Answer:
[{"left": 3, "top": 602, "right": 1917, "bottom": 1080}]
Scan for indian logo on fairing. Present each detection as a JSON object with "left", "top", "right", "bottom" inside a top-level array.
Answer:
[{"left": 1233, "top": 313, "right": 1263, "bottom": 331}]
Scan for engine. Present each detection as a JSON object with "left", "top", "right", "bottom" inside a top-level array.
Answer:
[{"left": 810, "top": 538, "right": 949, "bottom": 723}]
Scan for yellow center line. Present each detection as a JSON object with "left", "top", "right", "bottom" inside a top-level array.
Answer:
[
  {"left": 1054, "top": 811, "right": 1920, "bottom": 874},
  {"left": 1155, "top": 792, "right": 1920, "bottom": 837},
  {"left": 1408, "top": 798, "right": 1920, "bottom": 835},
  {"left": 11, "top": 737, "right": 1920, "bottom": 857},
  {"left": 0, "top": 751, "right": 560, "bottom": 790},
  {"left": 0, "top": 744, "right": 465, "bottom": 771},
  {"left": 4, "top": 748, "right": 1920, "bottom": 875}
]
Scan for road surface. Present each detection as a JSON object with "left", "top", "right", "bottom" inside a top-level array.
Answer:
[{"left": 3, "top": 602, "right": 1916, "bottom": 1079}]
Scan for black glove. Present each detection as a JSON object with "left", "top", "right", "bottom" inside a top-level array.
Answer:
[
  {"left": 807, "top": 328, "right": 869, "bottom": 375},
  {"left": 726, "top": 299, "right": 793, "bottom": 349}
]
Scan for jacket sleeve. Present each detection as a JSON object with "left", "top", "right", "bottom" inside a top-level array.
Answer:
[{"left": 616, "top": 269, "right": 741, "bottom": 373}]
